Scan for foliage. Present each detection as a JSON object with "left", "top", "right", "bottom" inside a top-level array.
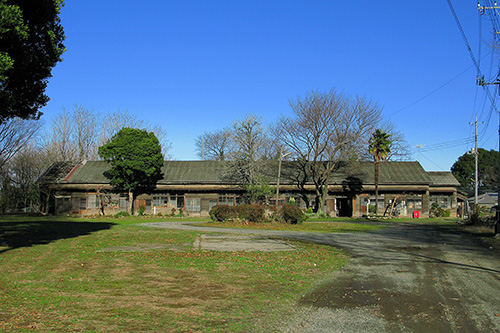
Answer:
[
  {"left": 430, "top": 202, "right": 450, "bottom": 218},
  {"left": 233, "top": 204, "right": 266, "bottom": 222},
  {"left": 451, "top": 148, "right": 499, "bottom": 192},
  {"left": 210, "top": 204, "right": 266, "bottom": 222},
  {"left": 369, "top": 129, "right": 392, "bottom": 162},
  {"left": 368, "top": 129, "right": 392, "bottom": 215},
  {"left": 209, "top": 204, "right": 235, "bottom": 222},
  {"left": 0, "top": 0, "right": 66, "bottom": 123},
  {"left": 137, "top": 205, "right": 146, "bottom": 216},
  {"left": 279, "top": 204, "right": 307, "bottom": 224},
  {"left": 98, "top": 128, "right": 164, "bottom": 214},
  {"left": 113, "top": 211, "right": 130, "bottom": 218},
  {"left": 243, "top": 176, "right": 274, "bottom": 203}
]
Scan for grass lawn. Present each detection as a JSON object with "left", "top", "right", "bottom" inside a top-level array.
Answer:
[
  {"left": 196, "top": 221, "right": 383, "bottom": 233},
  {"left": 0, "top": 214, "right": 348, "bottom": 332}
]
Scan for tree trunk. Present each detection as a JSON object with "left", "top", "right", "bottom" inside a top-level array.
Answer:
[
  {"left": 374, "top": 161, "right": 379, "bottom": 216},
  {"left": 128, "top": 190, "right": 134, "bottom": 215}
]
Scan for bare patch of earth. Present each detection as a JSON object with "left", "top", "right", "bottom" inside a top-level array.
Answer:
[{"left": 98, "top": 235, "right": 296, "bottom": 253}]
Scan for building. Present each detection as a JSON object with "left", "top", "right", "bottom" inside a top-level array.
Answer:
[{"left": 39, "top": 160, "right": 460, "bottom": 218}]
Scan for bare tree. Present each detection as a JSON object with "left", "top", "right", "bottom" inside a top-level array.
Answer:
[
  {"left": 7, "top": 143, "right": 50, "bottom": 210},
  {"left": 74, "top": 105, "right": 100, "bottom": 160},
  {"left": 226, "top": 114, "right": 270, "bottom": 185},
  {"left": 195, "top": 128, "right": 233, "bottom": 161},
  {"left": 45, "top": 107, "right": 77, "bottom": 162},
  {"left": 274, "top": 89, "right": 382, "bottom": 213},
  {"left": 100, "top": 109, "right": 171, "bottom": 159},
  {"left": 0, "top": 118, "right": 42, "bottom": 169}
]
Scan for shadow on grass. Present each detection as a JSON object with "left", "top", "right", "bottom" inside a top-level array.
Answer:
[{"left": 0, "top": 215, "right": 116, "bottom": 253}]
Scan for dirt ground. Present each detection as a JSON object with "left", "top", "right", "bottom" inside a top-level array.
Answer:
[{"left": 144, "top": 222, "right": 500, "bottom": 332}]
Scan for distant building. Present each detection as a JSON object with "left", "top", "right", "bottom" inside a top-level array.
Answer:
[
  {"left": 39, "top": 160, "right": 460, "bottom": 218},
  {"left": 468, "top": 192, "right": 498, "bottom": 210}
]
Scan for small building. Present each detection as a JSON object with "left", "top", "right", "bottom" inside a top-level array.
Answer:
[{"left": 38, "top": 160, "right": 460, "bottom": 218}]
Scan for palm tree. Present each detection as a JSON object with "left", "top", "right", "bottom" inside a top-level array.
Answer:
[{"left": 369, "top": 129, "right": 392, "bottom": 215}]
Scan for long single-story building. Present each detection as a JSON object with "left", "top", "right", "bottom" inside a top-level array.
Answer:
[{"left": 38, "top": 160, "right": 460, "bottom": 218}]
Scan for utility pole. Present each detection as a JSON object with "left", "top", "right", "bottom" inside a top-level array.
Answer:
[
  {"left": 275, "top": 146, "right": 291, "bottom": 207},
  {"left": 469, "top": 115, "right": 483, "bottom": 206}
]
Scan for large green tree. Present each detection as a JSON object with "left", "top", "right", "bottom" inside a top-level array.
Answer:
[
  {"left": 98, "top": 128, "right": 164, "bottom": 214},
  {"left": 451, "top": 148, "right": 499, "bottom": 193},
  {"left": 368, "top": 129, "right": 391, "bottom": 215},
  {"left": 0, "top": 0, "right": 65, "bottom": 123}
]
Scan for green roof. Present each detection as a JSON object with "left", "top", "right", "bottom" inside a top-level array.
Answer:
[{"left": 50, "top": 160, "right": 456, "bottom": 187}]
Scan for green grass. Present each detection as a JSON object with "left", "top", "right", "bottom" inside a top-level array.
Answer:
[
  {"left": 0, "top": 214, "right": 348, "bottom": 332},
  {"left": 196, "top": 220, "right": 383, "bottom": 233}
]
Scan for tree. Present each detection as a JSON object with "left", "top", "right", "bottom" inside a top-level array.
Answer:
[
  {"left": 0, "top": 0, "right": 66, "bottom": 123},
  {"left": 0, "top": 117, "right": 41, "bottom": 168},
  {"left": 74, "top": 105, "right": 99, "bottom": 160},
  {"left": 368, "top": 129, "right": 392, "bottom": 215},
  {"left": 274, "top": 89, "right": 382, "bottom": 213},
  {"left": 222, "top": 114, "right": 273, "bottom": 191},
  {"left": 451, "top": 148, "right": 499, "bottom": 193},
  {"left": 195, "top": 128, "right": 233, "bottom": 161},
  {"left": 44, "top": 107, "right": 77, "bottom": 162},
  {"left": 98, "top": 128, "right": 164, "bottom": 214}
]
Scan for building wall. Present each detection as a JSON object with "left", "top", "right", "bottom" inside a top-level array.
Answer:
[{"left": 50, "top": 187, "right": 458, "bottom": 219}]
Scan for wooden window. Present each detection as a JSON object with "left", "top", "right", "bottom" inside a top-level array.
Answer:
[{"left": 186, "top": 198, "right": 201, "bottom": 212}]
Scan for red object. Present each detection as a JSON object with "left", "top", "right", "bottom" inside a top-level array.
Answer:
[{"left": 413, "top": 211, "right": 420, "bottom": 218}]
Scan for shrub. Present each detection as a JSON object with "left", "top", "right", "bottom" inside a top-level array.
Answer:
[
  {"left": 209, "top": 205, "right": 234, "bottom": 222},
  {"left": 280, "top": 204, "right": 307, "bottom": 224},
  {"left": 234, "top": 204, "right": 266, "bottom": 222},
  {"left": 138, "top": 205, "right": 146, "bottom": 216},
  {"left": 114, "top": 211, "right": 130, "bottom": 218}
]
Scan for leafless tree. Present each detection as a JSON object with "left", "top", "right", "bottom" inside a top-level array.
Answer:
[
  {"left": 100, "top": 109, "right": 172, "bottom": 158},
  {"left": 7, "top": 143, "right": 50, "bottom": 210},
  {"left": 274, "top": 89, "right": 382, "bottom": 213},
  {"left": 45, "top": 107, "right": 77, "bottom": 162},
  {"left": 225, "top": 114, "right": 271, "bottom": 185},
  {"left": 74, "top": 105, "right": 100, "bottom": 160},
  {"left": 195, "top": 128, "right": 233, "bottom": 161},
  {"left": 0, "top": 117, "right": 42, "bottom": 169}
]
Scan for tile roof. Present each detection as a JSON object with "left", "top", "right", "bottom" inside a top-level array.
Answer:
[{"left": 49, "top": 160, "right": 456, "bottom": 187}]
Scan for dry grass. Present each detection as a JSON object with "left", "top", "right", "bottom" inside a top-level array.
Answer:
[{"left": 0, "top": 215, "right": 348, "bottom": 332}]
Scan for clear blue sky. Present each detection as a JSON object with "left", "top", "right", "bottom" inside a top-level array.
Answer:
[{"left": 42, "top": 0, "right": 499, "bottom": 171}]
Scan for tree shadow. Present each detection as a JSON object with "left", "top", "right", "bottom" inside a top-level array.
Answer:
[{"left": 0, "top": 216, "right": 116, "bottom": 254}]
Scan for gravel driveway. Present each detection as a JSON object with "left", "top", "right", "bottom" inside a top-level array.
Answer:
[{"left": 143, "top": 221, "right": 500, "bottom": 332}]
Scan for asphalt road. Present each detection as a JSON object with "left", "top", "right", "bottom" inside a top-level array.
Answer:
[{"left": 143, "top": 221, "right": 500, "bottom": 332}]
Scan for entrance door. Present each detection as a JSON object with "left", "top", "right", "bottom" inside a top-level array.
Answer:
[{"left": 336, "top": 198, "right": 352, "bottom": 217}]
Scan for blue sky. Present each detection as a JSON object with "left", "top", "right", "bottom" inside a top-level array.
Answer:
[{"left": 42, "top": 1, "right": 499, "bottom": 171}]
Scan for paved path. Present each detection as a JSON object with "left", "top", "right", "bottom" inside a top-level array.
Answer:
[{"left": 142, "top": 222, "right": 500, "bottom": 332}]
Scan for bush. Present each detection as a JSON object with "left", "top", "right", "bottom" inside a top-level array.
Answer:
[
  {"left": 138, "top": 205, "right": 146, "bottom": 216},
  {"left": 209, "top": 205, "right": 234, "bottom": 222},
  {"left": 234, "top": 204, "right": 266, "bottom": 222},
  {"left": 280, "top": 204, "right": 307, "bottom": 224},
  {"left": 114, "top": 211, "right": 130, "bottom": 218},
  {"left": 210, "top": 204, "right": 267, "bottom": 222}
]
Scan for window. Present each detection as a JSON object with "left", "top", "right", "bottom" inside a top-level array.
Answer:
[
  {"left": 219, "top": 195, "right": 235, "bottom": 206},
  {"left": 170, "top": 194, "right": 184, "bottom": 209},
  {"left": 430, "top": 195, "right": 451, "bottom": 208},
  {"left": 72, "top": 197, "right": 86, "bottom": 211},
  {"left": 186, "top": 198, "right": 201, "bottom": 212},
  {"left": 119, "top": 194, "right": 128, "bottom": 211},
  {"left": 407, "top": 196, "right": 422, "bottom": 209},
  {"left": 153, "top": 194, "right": 168, "bottom": 207},
  {"left": 88, "top": 194, "right": 98, "bottom": 208}
]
